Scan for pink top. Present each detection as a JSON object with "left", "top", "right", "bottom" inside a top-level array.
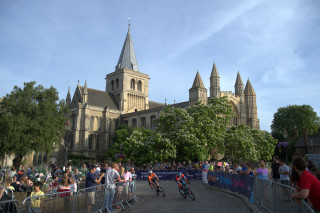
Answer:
[{"left": 123, "top": 172, "right": 132, "bottom": 181}]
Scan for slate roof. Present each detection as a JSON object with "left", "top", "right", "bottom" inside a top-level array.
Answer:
[
  {"left": 79, "top": 87, "right": 119, "bottom": 110},
  {"left": 295, "top": 135, "right": 320, "bottom": 147},
  {"left": 115, "top": 25, "right": 139, "bottom": 71},
  {"left": 149, "top": 101, "right": 165, "bottom": 109}
]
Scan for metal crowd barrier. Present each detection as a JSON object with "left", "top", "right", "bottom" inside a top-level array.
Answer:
[
  {"left": 253, "top": 178, "right": 315, "bottom": 213},
  {"left": 1, "top": 180, "right": 138, "bottom": 213}
]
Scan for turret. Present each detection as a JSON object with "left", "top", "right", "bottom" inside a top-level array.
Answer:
[
  {"left": 189, "top": 71, "right": 207, "bottom": 106},
  {"left": 66, "top": 87, "right": 71, "bottom": 106},
  {"left": 244, "top": 79, "right": 259, "bottom": 129},
  {"left": 83, "top": 80, "right": 88, "bottom": 104},
  {"left": 210, "top": 62, "right": 220, "bottom": 98},
  {"left": 235, "top": 71, "right": 246, "bottom": 125}
]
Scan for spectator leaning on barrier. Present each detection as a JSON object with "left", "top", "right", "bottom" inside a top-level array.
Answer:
[
  {"left": 291, "top": 158, "right": 320, "bottom": 212},
  {"left": 278, "top": 158, "right": 290, "bottom": 185},
  {"left": 85, "top": 165, "right": 105, "bottom": 213},
  {"left": 271, "top": 156, "right": 280, "bottom": 182},
  {"left": 254, "top": 160, "right": 268, "bottom": 180},
  {"left": 105, "top": 163, "right": 121, "bottom": 212}
]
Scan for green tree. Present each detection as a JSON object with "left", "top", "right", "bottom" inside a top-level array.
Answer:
[
  {"left": 271, "top": 105, "right": 320, "bottom": 137},
  {"left": 0, "top": 82, "right": 68, "bottom": 167},
  {"left": 225, "top": 125, "right": 277, "bottom": 162}
]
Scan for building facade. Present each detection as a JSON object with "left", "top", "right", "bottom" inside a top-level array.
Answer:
[{"left": 65, "top": 26, "right": 260, "bottom": 159}]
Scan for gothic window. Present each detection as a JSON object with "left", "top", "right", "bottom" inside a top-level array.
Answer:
[
  {"left": 111, "top": 80, "right": 114, "bottom": 91},
  {"left": 123, "top": 120, "right": 128, "bottom": 126},
  {"left": 88, "top": 134, "right": 93, "bottom": 150},
  {"left": 116, "top": 79, "right": 119, "bottom": 89},
  {"left": 98, "top": 118, "right": 102, "bottom": 131},
  {"left": 132, "top": 119, "right": 137, "bottom": 128},
  {"left": 72, "top": 114, "right": 76, "bottom": 130},
  {"left": 150, "top": 115, "right": 156, "bottom": 128},
  {"left": 138, "top": 80, "right": 142, "bottom": 91},
  {"left": 130, "top": 79, "right": 135, "bottom": 90},
  {"left": 89, "top": 117, "right": 93, "bottom": 131},
  {"left": 96, "top": 135, "right": 100, "bottom": 150},
  {"left": 141, "top": 117, "right": 146, "bottom": 128}
]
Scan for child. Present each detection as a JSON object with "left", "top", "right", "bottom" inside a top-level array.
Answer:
[{"left": 30, "top": 182, "right": 44, "bottom": 213}]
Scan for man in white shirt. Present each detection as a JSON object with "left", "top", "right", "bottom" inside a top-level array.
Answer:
[
  {"left": 123, "top": 168, "right": 132, "bottom": 202},
  {"left": 105, "top": 163, "right": 121, "bottom": 212},
  {"left": 278, "top": 158, "right": 290, "bottom": 185}
]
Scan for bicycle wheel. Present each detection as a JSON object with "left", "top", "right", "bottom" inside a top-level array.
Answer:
[
  {"left": 179, "top": 187, "right": 187, "bottom": 199},
  {"left": 158, "top": 186, "right": 166, "bottom": 197},
  {"left": 156, "top": 186, "right": 160, "bottom": 196},
  {"left": 187, "top": 188, "right": 195, "bottom": 201}
]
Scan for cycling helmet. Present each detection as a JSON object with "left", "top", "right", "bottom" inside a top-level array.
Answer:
[
  {"left": 149, "top": 170, "right": 153, "bottom": 174},
  {"left": 177, "top": 172, "right": 182, "bottom": 177}
]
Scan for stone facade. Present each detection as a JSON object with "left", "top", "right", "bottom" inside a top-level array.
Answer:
[{"left": 65, "top": 26, "right": 260, "bottom": 159}]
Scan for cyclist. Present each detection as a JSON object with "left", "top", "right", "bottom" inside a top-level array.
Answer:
[
  {"left": 148, "top": 170, "right": 160, "bottom": 190},
  {"left": 176, "top": 171, "right": 190, "bottom": 189}
]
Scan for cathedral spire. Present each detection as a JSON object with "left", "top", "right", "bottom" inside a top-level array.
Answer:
[
  {"left": 244, "top": 79, "right": 256, "bottom": 96},
  {"left": 210, "top": 62, "right": 220, "bottom": 78},
  {"left": 83, "top": 80, "right": 88, "bottom": 103},
  {"left": 115, "top": 24, "right": 139, "bottom": 72},
  {"left": 235, "top": 71, "right": 244, "bottom": 87},
  {"left": 66, "top": 87, "right": 71, "bottom": 105},
  {"left": 192, "top": 71, "right": 205, "bottom": 88}
]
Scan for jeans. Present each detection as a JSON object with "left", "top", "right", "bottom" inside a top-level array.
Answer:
[{"left": 105, "top": 188, "right": 116, "bottom": 210}]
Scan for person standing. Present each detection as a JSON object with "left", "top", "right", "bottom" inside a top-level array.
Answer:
[
  {"left": 85, "top": 165, "right": 104, "bottom": 213},
  {"left": 254, "top": 160, "right": 269, "bottom": 180},
  {"left": 105, "top": 163, "right": 121, "bottom": 212},
  {"left": 278, "top": 158, "right": 290, "bottom": 185},
  {"left": 291, "top": 158, "right": 320, "bottom": 212},
  {"left": 202, "top": 161, "right": 210, "bottom": 184},
  {"left": 271, "top": 156, "right": 281, "bottom": 182}
]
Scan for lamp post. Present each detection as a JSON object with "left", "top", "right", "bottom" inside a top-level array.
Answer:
[
  {"left": 64, "top": 119, "right": 72, "bottom": 165},
  {"left": 282, "top": 129, "right": 289, "bottom": 162}
]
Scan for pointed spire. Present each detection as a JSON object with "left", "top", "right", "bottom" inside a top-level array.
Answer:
[
  {"left": 210, "top": 62, "right": 220, "bottom": 78},
  {"left": 244, "top": 79, "right": 256, "bottom": 96},
  {"left": 192, "top": 71, "right": 205, "bottom": 88},
  {"left": 235, "top": 71, "right": 244, "bottom": 86},
  {"left": 115, "top": 24, "right": 139, "bottom": 71},
  {"left": 84, "top": 80, "right": 88, "bottom": 95},
  {"left": 66, "top": 87, "right": 71, "bottom": 101}
]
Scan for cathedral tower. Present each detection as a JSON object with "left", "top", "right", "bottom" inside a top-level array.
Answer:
[
  {"left": 244, "top": 79, "right": 260, "bottom": 129},
  {"left": 234, "top": 71, "right": 247, "bottom": 125},
  {"left": 105, "top": 25, "right": 149, "bottom": 113},
  {"left": 189, "top": 71, "right": 207, "bottom": 106},
  {"left": 210, "top": 63, "right": 220, "bottom": 98}
]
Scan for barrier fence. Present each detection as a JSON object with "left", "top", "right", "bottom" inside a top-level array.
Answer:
[{"left": 0, "top": 180, "right": 138, "bottom": 213}]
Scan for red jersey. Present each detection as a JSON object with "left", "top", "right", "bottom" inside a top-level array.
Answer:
[
  {"left": 175, "top": 174, "right": 189, "bottom": 183},
  {"left": 297, "top": 170, "right": 320, "bottom": 210}
]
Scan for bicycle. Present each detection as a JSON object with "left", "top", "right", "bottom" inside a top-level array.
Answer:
[
  {"left": 178, "top": 180, "right": 195, "bottom": 201},
  {"left": 151, "top": 180, "right": 166, "bottom": 197}
]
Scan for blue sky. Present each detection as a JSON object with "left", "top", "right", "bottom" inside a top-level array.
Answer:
[{"left": 0, "top": 0, "right": 319, "bottom": 132}]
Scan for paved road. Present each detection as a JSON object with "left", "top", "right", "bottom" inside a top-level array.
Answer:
[{"left": 126, "top": 180, "right": 252, "bottom": 213}]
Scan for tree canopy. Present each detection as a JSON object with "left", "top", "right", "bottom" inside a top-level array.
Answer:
[
  {"left": 271, "top": 105, "right": 320, "bottom": 138},
  {"left": 0, "top": 82, "right": 68, "bottom": 166},
  {"left": 106, "top": 97, "right": 277, "bottom": 165}
]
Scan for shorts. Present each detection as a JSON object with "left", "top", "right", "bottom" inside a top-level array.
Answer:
[
  {"left": 86, "top": 191, "right": 95, "bottom": 205},
  {"left": 148, "top": 178, "right": 156, "bottom": 185}
]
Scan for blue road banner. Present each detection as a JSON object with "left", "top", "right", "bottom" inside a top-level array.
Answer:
[
  {"left": 135, "top": 170, "right": 203, "bottom": 181},
  {"left": 207, "top": 172, "right": 254, "bottom": 199}
]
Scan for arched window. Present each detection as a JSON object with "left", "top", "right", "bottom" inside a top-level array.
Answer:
[
  {"left": 150, "top": 115, "right": 156, "bottom": 128},
  {"left": 89, "top": 117, "right": 93, "bottom": 131},
  {"left": 130, "top": 79, "right": 135, "bottom": 90},
  {"left": 88, "top": 134, "right": 93, "bottom": 150},
  {"left": 123, "top": 120, "right": 128, "bottom": 126},
  {"left": 96, "top": 135, "right": 100, "bottom": 150},
  {"left": 141, "top": 117, "right": 146, "bottom": 128},
  {"left": 72, "top": 114, "right": 76, "bottom": 130},
  {"left": 132, "top": 119, "right": 137, "bottom": 128},
  {"left": 98, "top": 118, "right": 102, "bottom": 131},
  {"left": 111, "top": 80, "right": 114, "bottom": 91},
  {"left": 138, "top": 80, "right": 142, "bottom": 91},
  {"left": 116, "top": 79, "right": 119, "bottom": 89}
]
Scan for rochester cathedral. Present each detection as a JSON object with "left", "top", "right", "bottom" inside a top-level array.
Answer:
[{"left": 65, "top": 26, "right": 260, "bottom": 158}]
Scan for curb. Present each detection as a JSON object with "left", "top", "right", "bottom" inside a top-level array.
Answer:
[{"left": 204, "top": 184, "right": 255, "bottom": 213}]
